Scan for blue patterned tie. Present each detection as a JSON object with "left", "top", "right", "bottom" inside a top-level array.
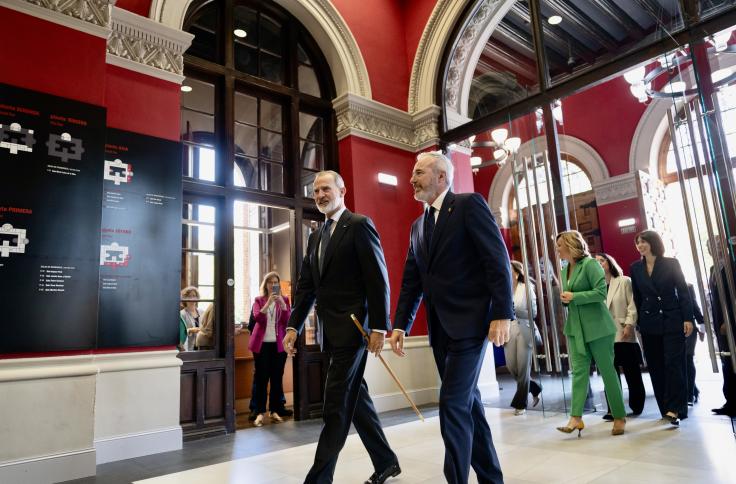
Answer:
[
  {"left": 319, "top": 218, "right": 334, "bottom": 273},
  {"left": 424, "top": 206, "right": 436, "bottom": 252}
]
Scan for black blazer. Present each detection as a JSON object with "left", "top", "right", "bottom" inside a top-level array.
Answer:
[
  {"left": 394, "top": 192, "right": 514, "bottom": 341},
  {"left": 630, "top": 256, "right": 693, "bottom": 335},
  {"left": 288, "top": 209, "right": 390, "bottom": 349}
]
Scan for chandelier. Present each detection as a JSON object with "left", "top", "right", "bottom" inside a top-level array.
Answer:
[
  {"left": 469, "top": 129, "right": 521, "bottom": 171},
  {"left": 623, "top": 29, "right": 736, "bottom": 103}
]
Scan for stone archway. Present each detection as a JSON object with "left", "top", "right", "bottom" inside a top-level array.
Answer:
[{"left": 488, "top": 134, "right": 609, "bottom": 228}]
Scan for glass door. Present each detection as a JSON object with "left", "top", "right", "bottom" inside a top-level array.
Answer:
[{"left": 233, "top": 201, "right": 296, "bottom": 428}]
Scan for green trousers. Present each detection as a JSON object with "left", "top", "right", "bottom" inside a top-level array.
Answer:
[{"left": 568, "top": 334, "right": 626, "bottom": 418}]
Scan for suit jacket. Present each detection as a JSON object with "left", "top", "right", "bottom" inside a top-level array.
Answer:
[
  {"left": 561, "top": 256, "right": 617, "bottom": 355},
  {"left": 394, "top": 192, "right": 513, "bottom": 342},
  {"left": 249, "top": 295, "right": 291, "bottom": 353},
  {"left": 288, "top": 209, "right": 390, "bottom": 349},
  {"left": 605, "top": 275, "right": 638, "bottom": 343},
  {"left": 630, "top": 256, "right": 693, "bottom": 335}
]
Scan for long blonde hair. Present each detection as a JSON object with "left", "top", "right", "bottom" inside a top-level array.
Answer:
[
  {"left": 556, "top": 230, "right": 590, "bottom": 261},
  {"left": 260, "top": 271, "right": 280, "bottom": 297}
]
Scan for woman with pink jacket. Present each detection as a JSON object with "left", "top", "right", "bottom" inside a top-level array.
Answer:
[{"left": 249, "top": 271, "right": 292, "bottom": 426}]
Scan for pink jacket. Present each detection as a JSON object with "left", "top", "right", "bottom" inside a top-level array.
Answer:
[{"left": 249, "top": 295, "right": 291, "bottom": 353}]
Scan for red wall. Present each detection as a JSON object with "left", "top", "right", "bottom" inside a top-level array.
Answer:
[
  {"left": 597, "top": 199, "right": 643, "bottom": 275},
  {"left": 0, "top": 7, "right": 107, "bottom": 106},
  {"left": 339, "top": 136, "right": 428, "bottom": 335},
  {"left": 0, "top": 10, "right": 179, "bottom": 356},
  {"left": 401, "top": 0, "right": 441, "bottom": 86},
  {"left": 332, "top": 0, "right": 411, "bottom": 110},
  {"left": 115, "top": 0, "right": 151, "bottom": 17},
  {"left": 560, "top": 77, "right": 647, "bottom": 176},
  {"left": 105, "top": 65, "right": 181, "bottom": 141}
]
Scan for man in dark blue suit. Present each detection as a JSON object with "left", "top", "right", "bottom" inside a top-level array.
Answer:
[{"left": 391, "top": 152, "right": 514, "bottom": 484}]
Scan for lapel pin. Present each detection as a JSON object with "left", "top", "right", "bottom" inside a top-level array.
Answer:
[{"left": 448, "top": 207, "right": 453, "bottom": 213}]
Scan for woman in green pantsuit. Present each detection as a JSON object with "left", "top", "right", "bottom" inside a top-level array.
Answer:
[{"left": 555, "top": 230, "right": 627, "bottom": 436}]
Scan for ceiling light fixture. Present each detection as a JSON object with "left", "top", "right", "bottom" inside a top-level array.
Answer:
[
  {"left": 234, "top": 29, "right": 247, "bottom": 38},
  {"left": 469, "top": 129, "right": 521, "bottom": 168},
  {"left": 548, "top": 15, "right": 562, "bottom": 25},
  {"left": 624, "top": 32, "right": 736, "bottom": 103},
  {"left": 180, "top": 85, "right": 192, "bottom": 92}
]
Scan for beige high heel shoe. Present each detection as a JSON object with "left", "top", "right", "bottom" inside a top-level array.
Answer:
[
  {"left": 612, "top": 418, "right": 626, "bottom": 436},
  {"left": 556, "top": 419, "right": 585, "bottom": 437}
]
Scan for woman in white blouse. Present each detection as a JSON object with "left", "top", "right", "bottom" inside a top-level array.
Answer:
[
  {"left": 249, "top": 271, "right": 292, "bottom": 426},
  {"left": 504, "top": 260, "right": 542, "bottom": 415},
  {"left": 596, "top": 253, "right": 645, "bottom": 418}
]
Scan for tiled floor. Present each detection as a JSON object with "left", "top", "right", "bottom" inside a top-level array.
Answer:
[{"left": 133, "top": 403, "right": 736, "bottom": 484}]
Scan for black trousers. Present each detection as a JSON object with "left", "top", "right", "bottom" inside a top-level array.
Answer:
[
  {"left": 253, "top": 342, "right": 287, "bottom": 414},
  {"left": 641, "top": 332, "right": 688, "bottom": 417},
  {"left": 719, "top": 335, "right": 736, "bottom": 410},
  {"left": 304, "top": 346, "right": 397, "bottom": 484},
  {"left": 606, "top": 342, "right": 646, "bottom": 415},
  {"left": 430, "top": 313, "right": 503, "bottom": 484}
]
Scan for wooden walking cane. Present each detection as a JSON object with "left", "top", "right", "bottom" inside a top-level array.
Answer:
[{"left": 350, "top": 314, "right": 424, "bottom": 421}]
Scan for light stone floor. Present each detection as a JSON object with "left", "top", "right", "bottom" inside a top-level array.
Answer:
[{"left": 136, "top": 405, "right": 736, "bottom": 484}]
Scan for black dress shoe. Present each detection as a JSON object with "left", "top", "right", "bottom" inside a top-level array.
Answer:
[
  {"left": 365, "top": 462, "right": 401, "bottom": 484},
  {"left": 272, "top": 408, "right": 294, "bottom": 417},
  {"left": 712, "top": 406, "right": 736, "bottom": 416},
  {"left": 601, "top": 413, "right": 614, "bottom": 421}
]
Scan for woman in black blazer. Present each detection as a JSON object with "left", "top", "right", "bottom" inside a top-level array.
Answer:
[{"left": 630, "top": 230, "right": 694, "bottom": 426}]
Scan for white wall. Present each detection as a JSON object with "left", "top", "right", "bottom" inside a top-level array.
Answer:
[
  {"left": 364, "top": 335, "right": 499, "bottom": 413},
  {"left": 0, "top": 351, "right": 182, "bottom": 484}
]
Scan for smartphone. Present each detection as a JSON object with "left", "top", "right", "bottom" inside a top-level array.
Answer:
[{"left": 272, "top": 283, "right": 281, "bottom": 295}]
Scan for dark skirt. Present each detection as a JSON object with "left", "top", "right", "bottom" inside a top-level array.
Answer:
[{"left": 614, "top": 342, "right": 643, "bottom": 367}]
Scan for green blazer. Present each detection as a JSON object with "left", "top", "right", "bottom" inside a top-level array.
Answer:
[{"left": 561, "top": 256, "right": 616, "bottom": 355}]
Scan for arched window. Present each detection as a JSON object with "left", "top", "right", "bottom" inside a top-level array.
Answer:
[
  {"left": 180, "top": 0, "right": 335, "bottom": 195},
  {"left": 178, "top": 0, "right": 335, "bottom": 352},
  {"left": 512, "top": 156, "right": 593, "bottom": 210}
]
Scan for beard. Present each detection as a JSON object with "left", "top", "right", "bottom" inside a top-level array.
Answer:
[{"left": 316, "top": 197, "right": 341, "bottom": 214}]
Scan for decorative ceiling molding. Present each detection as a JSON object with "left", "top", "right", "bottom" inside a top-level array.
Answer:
[
  {"left": 0, "top": 0, "right": 114, "bottom": 38},
  {"left": 593, "top": 172, "right": 639, "bottom": 206},
  {"left": 445, "top": 0, "right": 510, "bottom": 118},
  {"left": 107, "top": 6, "right": 193, "bottom": 84},
  {"left": 408, "top": 0, "right": 470, "bottom": 114},
  {"left": 333, "top": 94, "right": 441, "bottom": 152},
  {"left": 150, "top": 0, "right": 371, "bottom": 98}
]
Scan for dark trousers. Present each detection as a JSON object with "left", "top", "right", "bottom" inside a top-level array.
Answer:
[
  {"left": 686, "top": 354, "right": 699, "bottom": 402},
  {"left": 304, "top": 346, "right": 397, "bottom": 484},
  {"left": 641, "top": 332, "right": 688, "bottom": 417},
  {"left": 431, "top": 315, "right": 503, "bottom": 484},
  {"left": 253, "top": 342, "right": 287, "bottom": 414},
  {"left": 719, "top": 335, "right": 736, "bottom": 410},
  {"left": 606, "top": 343, "right": 646, "bottom": 415}
]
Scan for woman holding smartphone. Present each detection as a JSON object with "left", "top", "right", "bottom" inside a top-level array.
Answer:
[{"left": 250, "top": 271, "right": 292, "bottom": 426}]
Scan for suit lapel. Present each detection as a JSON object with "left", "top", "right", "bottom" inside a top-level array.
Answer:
[
  {"left": 427, "top": 192, "right": 455, "bottom": 265},
  {"left": 321, "top": 210, "right": 351, "bottom": 276},
  {"left": 566, "top": 258, "right": 585, "bottom": 291},
  {"left": 607, "top": 276, "right": 621, "bottom": 308}
]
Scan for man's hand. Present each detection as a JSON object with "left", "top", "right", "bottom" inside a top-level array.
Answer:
[
  {"left": 623, "top": 324, "right": 634, "bottom": 340},
  {"left": 684, "top": 321, "right": 694, "bottom": 338},
  {"left": 488, "top": 319, "right": 511, "bottom": 347},
  {"left": 368, "top": 331, "right": 384, "bottom": 357},
  {"left": 283, "top": 330, "right": 298, "bottom": 356},
  {"left": 389, "top": 331, "right": 406, "bottom": 357}
]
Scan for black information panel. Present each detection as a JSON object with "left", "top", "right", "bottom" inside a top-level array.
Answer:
[
  {"left": 0, "top": 83, "right": 105, "bottom": 352},
  {"left": 98, "top": 129, "right": 181, "bottom": 348}
]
